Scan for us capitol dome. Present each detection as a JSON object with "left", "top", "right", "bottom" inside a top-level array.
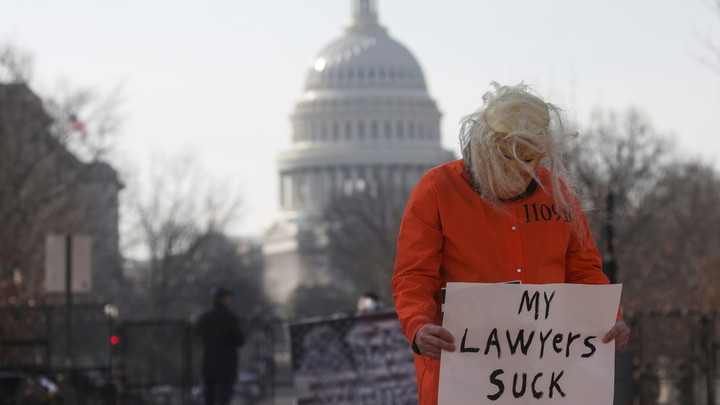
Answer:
[{"left": 263, "top": 0, "right": 455, "bottom": 305}]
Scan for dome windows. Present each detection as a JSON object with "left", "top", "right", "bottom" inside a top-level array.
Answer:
[
  {"left": 332, "top": 122, "right": 340, "bottom": 141},
  {"left": 278, "top": 5, "right": 452, "bottom": 223},
  {"left": 345, "top": 121, "right": 353, "bottom": 140},
  {"left": 307, "top": 61, "right": 425, "bottom": 89},
  {"left": 292, "top": 100, "right": 441, "bottom": 146},
  {"left": 310, "top": 122, "right": 318, "bottom": 141},
  {"left": 293, "top": 118, "right": 429, "bottom": 145},
  {"left": 358, "top": 121, "right": 366, "bottom": 140},
  {"left": 371, "top": 121, "right": 379, "bottom": 140},
  {"left": 320, "top": 122, "right": 328, "bottom": 141}
]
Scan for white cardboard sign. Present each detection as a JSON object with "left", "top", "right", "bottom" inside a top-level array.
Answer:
[{"left": 439, "top": 283, "right": 621, "bottom": 405}]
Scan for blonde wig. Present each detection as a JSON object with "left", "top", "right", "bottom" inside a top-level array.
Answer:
[{"left": 459, "top": 82, "right": 579, "bottom": 222}]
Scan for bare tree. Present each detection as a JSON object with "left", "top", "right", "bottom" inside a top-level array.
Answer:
[
  {"left": 0, "top": 43, "right": 33, "bottom": 84},
  {"left": 182, "top": 232, "right": 268, "bottom": 318},
  {"left": 566, "top": 108, "right": 672, "bottom": 283},
  {"left": 1, "top": 42, "right": 122, "bottom": 161},
  {"left": 285, "top": 179, "right": 409, "bottom": 318},
  {"left": 122, "top": 156, "right": 267, "bottom": 319},
  {"left": 324, "top": 180, "right": 407, "bottom": 302},
  {"left": 620, "top": 162, "right": 720, "bottom": 311},
  {"left": 43, "top": 81, "right": 123, "bottom": 162},
  {"left": 567, "top": 108, "right": 720, "bottom": 312},
  {"left": 698, "top": 0, "right": 720, "bottom": 73},
  {"left": 287, "top": 283, "right": 356, "bottom": 318}
]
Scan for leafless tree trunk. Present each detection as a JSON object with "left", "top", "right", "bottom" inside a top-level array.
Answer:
[
  {"left": 621, "top": 162, "right": 720, "bottom": 311},
  {"left": 567, "top": 108, "right": 720, "bottom": 312},
  {"left": 322, "top": 179, "right": 408, "bottom": 304},
  {"left": 122, "top": 156, "right": 266, "bottom": 320},
  {"left": 698, "top": 0, "right": 720, "bottom": 73},
  {"left": 566, "top": 109, "right": 671, "bottom": 284}
]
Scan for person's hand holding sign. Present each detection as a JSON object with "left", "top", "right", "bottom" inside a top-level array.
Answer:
[
  {"left": 414, "top": 324, "right": 456, "bottom": 359},
  {"left": 603, "top": 320, "right": 630, "bottom": 352}
]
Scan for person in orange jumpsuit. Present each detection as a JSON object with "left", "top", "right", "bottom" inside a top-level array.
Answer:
[{"left": 392, "top": 82, "right": 630, "bottom": 405}]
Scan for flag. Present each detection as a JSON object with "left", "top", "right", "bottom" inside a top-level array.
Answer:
[{"left": 68, "top": 113, "right": 88, "bottom": 136}]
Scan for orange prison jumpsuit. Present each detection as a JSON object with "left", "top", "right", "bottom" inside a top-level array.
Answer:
[{"left": 392, "top": 159, "right": 613, "bottom": 405}]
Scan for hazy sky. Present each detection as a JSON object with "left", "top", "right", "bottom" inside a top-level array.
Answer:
[{"left": 2, "top": 0, "right": 719, "bottom": 237}]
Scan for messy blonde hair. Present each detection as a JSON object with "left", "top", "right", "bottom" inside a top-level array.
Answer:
[{"left": 459, "top": 82, "right": 579, "bottom": 224}]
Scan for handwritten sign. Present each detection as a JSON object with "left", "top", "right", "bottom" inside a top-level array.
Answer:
[{"left": 439, "top": 283, "right": 621, "bottom": 405}]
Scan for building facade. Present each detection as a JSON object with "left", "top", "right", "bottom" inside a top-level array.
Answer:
[
  {"left": 263, "top": 0, "right": 454, "bottom": 307},
  {"left": 0, "top": 83, "right": 123, "bottom": 307}
]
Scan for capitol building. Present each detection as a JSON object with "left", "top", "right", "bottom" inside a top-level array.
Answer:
[{"left": 263, "top": 0, "right": 454, "bottom": 307}]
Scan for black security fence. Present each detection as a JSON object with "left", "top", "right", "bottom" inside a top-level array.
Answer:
[
  {"left": 3, "top": 306, "right": 718, "bottom": 405},
  {"left": 117, "top": 318, "right": 278, "bottom": 405},
  {"left": 118, "top": 320, "right": 193, "bottom": 405},
  {"left": 1, "top": 307, "right": 279, "bottom": 405},
  {"left": 0, "top": 304, "right": 113, "bottom": 370},
  {"left": 233, "top": 320, "right": 277, "bottom": 403},
  {"left": 0, "top": 306, "right": 51, "bottom": 370},
  {"left": 624, "top": 311, "right": 719, "bottom": 405},
  {"left": 0, "top": 304, "right": 116, "bottom": 404}
]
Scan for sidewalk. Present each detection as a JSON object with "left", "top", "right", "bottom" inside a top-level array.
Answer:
[
  {"left": 232, "top": 349, "right": 296, "bottom": 405},
  {"left": 266, "top": 350, "right": 295, "bottom": 405}
]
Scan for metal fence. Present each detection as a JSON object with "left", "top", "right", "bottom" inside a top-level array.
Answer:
[
  {"left": 118, "top": 320, "right": 193, "bottom": 405},
  {"left": 0, "top": 304, "right": 116, "bottom": 404},
  {"left": 624, "top": 311, "right": 719, "bottom": 405},
  {"left": 117, "top": 318, "right": 277, "bottom": 405},
  {"left": 232, "top": 320, "right": 277, "bottom": 403},
  {"left": 4, "top": 306, "right": 717, "bottom": 404},
  {"left": 0, "top": 309, "right": 279, "bottom": 405},
  {"left": 0, "top": 304, "right": 113, "bottom": 370}
]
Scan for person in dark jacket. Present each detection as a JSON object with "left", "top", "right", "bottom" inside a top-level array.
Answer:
[{"left": 195, "top": 287, "right": 245, "bottom": 405}]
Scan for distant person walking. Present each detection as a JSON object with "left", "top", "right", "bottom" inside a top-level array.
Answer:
[{"left": 196, "top": 287, "right": 245, "bottom": 405}]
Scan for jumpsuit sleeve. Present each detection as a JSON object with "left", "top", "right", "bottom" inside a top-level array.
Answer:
[
  {"left": 564, "top": 209, "right": 608, "bottom": 285},
  {"left": 392, "top": 173, "right": 445, "bottom": 347},
  {"left": 564, "top": 208, "right": 623, "bottom": 320}
]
